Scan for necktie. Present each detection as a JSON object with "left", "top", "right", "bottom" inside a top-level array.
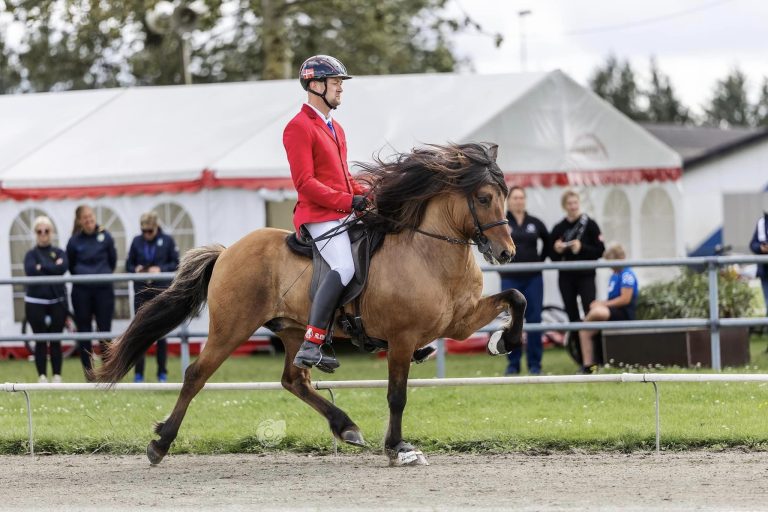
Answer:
[{"left": 326, "top": 120, "right": 336, "bottom": 139}]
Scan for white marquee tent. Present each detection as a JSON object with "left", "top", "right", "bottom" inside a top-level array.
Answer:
[{"left": 0, "top": 70, "right": 682, "bottom": 334}]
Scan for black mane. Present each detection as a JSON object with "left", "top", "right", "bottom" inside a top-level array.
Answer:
[{"left": 356, "top": 142, "right": 507, "bottom": 234}]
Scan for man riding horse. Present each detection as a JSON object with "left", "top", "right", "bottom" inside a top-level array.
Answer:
[{"left": 283, "top": 55, "right": 367, "bottom": 372}]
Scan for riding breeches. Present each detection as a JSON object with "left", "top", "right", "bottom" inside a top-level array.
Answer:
[{"left": 304, "top": 218, "right": 355, "bottom": 286}]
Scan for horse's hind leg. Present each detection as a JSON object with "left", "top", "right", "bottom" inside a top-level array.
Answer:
[
  {"left": 147, "top": 331, "right": 247, "bottom": 464},
  {"left": 279, "top": 328, "right": 365, "bottom": 446}
]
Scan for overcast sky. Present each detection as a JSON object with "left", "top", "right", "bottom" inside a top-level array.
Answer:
[{"left": 447, "top": 0, "right": 768, "bottom": 116}]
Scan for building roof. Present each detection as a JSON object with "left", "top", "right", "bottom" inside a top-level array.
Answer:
[
  {"left": 0, "top": 71, "right": 681, "bottom": 199},
  {"left": 641, "top": 122, "right": 768, "bottom": 169}
]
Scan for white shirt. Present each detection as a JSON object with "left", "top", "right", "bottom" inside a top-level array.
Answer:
[{"left": 304, "top": 102, "right": 333, "bottom": 125}]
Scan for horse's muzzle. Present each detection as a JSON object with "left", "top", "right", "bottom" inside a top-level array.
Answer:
[{"left": 498, "top": 249, "right": 514, "bottom": 264}]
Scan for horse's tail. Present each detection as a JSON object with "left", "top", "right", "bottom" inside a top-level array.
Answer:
[{"left": 94, "top": 244, "right": 225, "bottom": 385}]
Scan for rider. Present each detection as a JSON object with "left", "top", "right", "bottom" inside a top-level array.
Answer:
[{"left": 283, "top": 55, "right": 367, "bottom": 372}]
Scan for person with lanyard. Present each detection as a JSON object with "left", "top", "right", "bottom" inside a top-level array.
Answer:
[
  {"left": 126, "top": 211, "right": 180, "bottom": 382},
  {"left": 750, "top": 211, "right": 768, "bottom": 317},
  {"left": 283, "top": 54, "right": 367, "bottom": 373},
  {"left": 499, "top": 186, "right": 550, "bottom": 375},
  {"left": 550, "top": 189, "right": 606, "bottom": 327},
  {"left": 67, "top": 205, "right": 117, "bottom": 380},
  {"left": 577, "top": 243, "right": 638, "bottom": 374},
  {"left": 24, "top": 216, "right": 69, "bottom": 383}
]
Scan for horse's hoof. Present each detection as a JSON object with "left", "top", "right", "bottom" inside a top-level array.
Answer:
[
  {"left": 386, "top": 441, "right": 429, "bottom": 467},
  {"left": 486, "top": 330, "right": 507, "bottom": 355},
  {"left": 341, "top": 429, "right": 366, "bottom": 447},
  {"left": 147, "top": 440, "right": 166, "bottom": 465}
]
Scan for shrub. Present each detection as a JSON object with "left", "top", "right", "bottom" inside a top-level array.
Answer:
[{"left": 636, "top": 269, "right": 755, "bottom": 320}]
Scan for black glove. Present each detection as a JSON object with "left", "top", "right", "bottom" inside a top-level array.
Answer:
[{"left": 351, "top": 195, "right": 368, "bottom": 211}]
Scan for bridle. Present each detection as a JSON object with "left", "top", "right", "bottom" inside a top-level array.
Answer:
[{"left": 413, "top": 195, "right": 508, "bottom": 259}]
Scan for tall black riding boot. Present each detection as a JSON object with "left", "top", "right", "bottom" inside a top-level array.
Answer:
[{"left": 294, "top": 270, "right": 346, "bottom": 373}]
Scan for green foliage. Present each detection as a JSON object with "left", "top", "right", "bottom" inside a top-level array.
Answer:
[
  {"left": 752, "top": 77, "right": 768, "bottom": 128},
  {"left": 588, "top": 54, "right": 648, "bottom": 121},
  {"left": 0, "top": 0, "right": 472, "bottom": 93},
  {"left": 646, "top": 56, "right": 691, "bottom": 124},
  {"left": 636, "top": 269, "right": 756, "bottom": 320},
  {"left": 704, "top": 68, "right": 752, "bottom": 128}
]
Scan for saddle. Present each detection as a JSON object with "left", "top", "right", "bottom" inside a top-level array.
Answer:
[{"left": 285, "top": 224, "right": 388, "bottom": 353}]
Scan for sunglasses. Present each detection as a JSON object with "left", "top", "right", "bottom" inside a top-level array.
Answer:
[
  {"left": 142, "top": 228, "right": 156, "bottom": 234},
  {"left": 35, "top": 229, "right": 50, "bottom": 235}
]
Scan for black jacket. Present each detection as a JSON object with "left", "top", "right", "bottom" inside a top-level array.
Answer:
[
  {"left": 66, "top": 226, "right": 117, "bottom": 288},
  {"left": 500, "top": 211, "right": 550, "bottom": 279},
  {"left": 550, "top": 214, "right": 605, "bottom": 276},
  {"left": 126, "top": 228, "right": 179, "bottom": 291},
  {"left": 24, "top": 245, "right": 68, "bottom": 300}
]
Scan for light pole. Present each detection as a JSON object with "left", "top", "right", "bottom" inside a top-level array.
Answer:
[
  {"left": 145, "top": 1, "right": 207, "bottom": 85},
  {"left": 518, "top": 9, "right": 531, "bottom": 72}
]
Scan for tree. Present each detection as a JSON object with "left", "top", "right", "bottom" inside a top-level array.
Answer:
[
  {"left": 588, "top": 55, "right": 647, "bottom": 121},
  {"left": 0, "top": 0, "right": 475, "bottom": 93},
  {"left": 645, "top": 57, "right": 691, "bottom": 124},
  {"left": 752, "top": 77, "right": 768, "bottom": 128},
  {"left": 703, "top": 68, "right": 751, "bottom": 128}
]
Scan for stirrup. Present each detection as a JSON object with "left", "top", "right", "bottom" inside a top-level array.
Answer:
[{"left": 293, "top": 343, "right": 340, "bottom": 374}]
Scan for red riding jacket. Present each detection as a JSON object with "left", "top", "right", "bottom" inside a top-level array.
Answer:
[{"left": 283, "top": 104, "right": 366, "bottom": 233}]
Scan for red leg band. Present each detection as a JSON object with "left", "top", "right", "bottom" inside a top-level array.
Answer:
[{"left": 304, "top": 325, "right": 327, "bottom": 345}]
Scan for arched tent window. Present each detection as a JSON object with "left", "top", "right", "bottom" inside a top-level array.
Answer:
[
  {"left": 91, "top": 205, "right": 129, "bottom": 319},
  {"left": 149, "top": 202, "right": 195, "bottom": 257},
  {"left": 640, "top": 188, "right": 676, "bottom": 259},
  {"left": 602, "top": 189, "right": 632, "bottom": 257},
  {"left": 9, "top": 208, "right": 60, "bottom": 322}
]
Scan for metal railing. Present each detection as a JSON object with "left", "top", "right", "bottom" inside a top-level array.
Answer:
[{"left": 2, "top": 255, "right": 767, "bottom": 374}]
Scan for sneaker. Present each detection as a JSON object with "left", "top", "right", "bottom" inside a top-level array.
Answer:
[
  {"left": 52, "top": 374, "right": 62, "bottom": 384},
  {"left": 134, "top": 373, "right": 144, "bottom": 383},
  {"left": 38, "top": 374, "right": 48, "bottom": 383},
  {"left": 580, "top": 364, "right": 598, "bottom": 375},
  {"left": 158, "top": 373, "right": 167, "bottom": 383}
]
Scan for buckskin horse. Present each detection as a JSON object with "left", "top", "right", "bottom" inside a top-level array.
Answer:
[{"left": 95, "top": 142, "right": 526, "bottom": 466}]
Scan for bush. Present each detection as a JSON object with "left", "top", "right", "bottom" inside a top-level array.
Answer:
[{"left": 636, "top": 269, "right": 755, "bottom": 320}]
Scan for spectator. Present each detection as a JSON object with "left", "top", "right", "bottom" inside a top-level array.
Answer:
[
  {"left": 499, "top": 186, "right": 550, "bottom": 375},
  {"left": 550, "top": 190, "right": 606, "bottom": 326},
  {"left": 67, "top": 205, "right": 117, "bottom": 380},
  {"left": 577, "top": 243, "right": 638, "bottom": 374},
  {"left": 750, "top": 211, "right": 768, "bottom": 316},
  {"left": 126, "top": 211, "right": 179, "bottom": 383},
  {"left": 24, "top": 216, "right": 69, "bottom": 383}
]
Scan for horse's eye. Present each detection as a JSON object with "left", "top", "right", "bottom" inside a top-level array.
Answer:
[{"left": 477, "top": 195, "right": 491, "bottom": 206}]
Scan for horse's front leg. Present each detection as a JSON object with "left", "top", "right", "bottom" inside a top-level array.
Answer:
[
  {"left": 385, "top": 343, "right": 429, "bottom": 467},
  {"left": 454, "top": 288, "right": 527, "bottom": 356}
]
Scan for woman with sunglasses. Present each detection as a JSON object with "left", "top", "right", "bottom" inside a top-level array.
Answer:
[{"left": 24, "top": 216, "right": 69, "bottom": 383}]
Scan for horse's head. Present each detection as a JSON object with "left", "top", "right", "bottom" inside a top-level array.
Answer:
[{"left": 465, "top": 182, "right": 516, "bottom": 264}]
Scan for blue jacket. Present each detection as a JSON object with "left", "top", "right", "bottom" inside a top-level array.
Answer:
[
  {"left": 24, "top": 245, "right": 68, "bottom": 301},
  {"left": 126, "top": 228, "right": 179, "bottom": 290},
  {"left": 750, "top": 213, "right": 768, "bottom": 280},
  {"left": 66, "top": 226, "right": 117, "bottom": 288}
]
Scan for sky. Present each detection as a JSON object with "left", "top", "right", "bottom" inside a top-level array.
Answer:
[{"left": 446, "top": 0, "right": 768, "bottom": 117}]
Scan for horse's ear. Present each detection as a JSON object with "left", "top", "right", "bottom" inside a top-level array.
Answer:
[{"left": 486, "top": 144, "right": 499, "bottom": 162}]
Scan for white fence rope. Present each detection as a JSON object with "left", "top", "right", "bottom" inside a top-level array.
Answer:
[{"left": 6, "top": 373, "right": 768, "bottom": 457}]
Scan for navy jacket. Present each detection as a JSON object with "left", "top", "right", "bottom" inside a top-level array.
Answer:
[
  {"left": 500, "top": 211, "right": 550, "bottom": 279},
  {"left": 24, "top": 245, "right": 68, "bottom": 301},
  {"left": 126, "top": 228, "right": 179, "bottom": 291},
  {"left": 66, "top": 226, "right": 117, "bottom": 288},
  {"left": 750, "top": 212, "right": 768, "bottom": 280}
]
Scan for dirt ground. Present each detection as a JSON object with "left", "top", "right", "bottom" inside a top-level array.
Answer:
[{"left": 4, "top": 451, "right": 768, "bottom": 511}]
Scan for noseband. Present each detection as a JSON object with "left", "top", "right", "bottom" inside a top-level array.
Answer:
[{"left": 413, "top": 195, "right": 508, "bottom": 259}]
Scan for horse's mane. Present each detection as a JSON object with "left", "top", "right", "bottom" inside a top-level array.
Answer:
[{"left": 357, "top": 142, "right": 508, "bottom": 234}]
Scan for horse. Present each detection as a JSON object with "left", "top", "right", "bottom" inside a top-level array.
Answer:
[{"left": 95, "top": 142, "right": 527, "bottom": 466}]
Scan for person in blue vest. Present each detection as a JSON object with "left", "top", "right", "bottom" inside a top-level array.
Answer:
[
  {"left": 577, "top": 243, "right": 638, "bottom": 374},
  {"left": 750, "top": 212, "right": 768, "bottom": 317},
  {"left": 499, "top": 186, "right": 550, "bottom": 375},
  {"left": 67, "top": 205, "right": 117, "bottom": 380},
  {"left": 24, "top": 216, "right": 69, "bottom": 383},
  {"left": 126, "top": 211, "right": 180, "bottom": 383}
]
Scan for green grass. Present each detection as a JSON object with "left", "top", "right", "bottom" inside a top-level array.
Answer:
[{"left": 2, "top": 335, "right": 768, "bottom": 455}]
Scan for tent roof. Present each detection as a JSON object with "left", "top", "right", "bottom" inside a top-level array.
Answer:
[{"left": 0, "top": 70, "right": 681, "bottom": 198}]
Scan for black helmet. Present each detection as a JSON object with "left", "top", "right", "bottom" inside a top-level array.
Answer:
[{"left": 299, "top": 55, "right": 352, "bottom": 91}]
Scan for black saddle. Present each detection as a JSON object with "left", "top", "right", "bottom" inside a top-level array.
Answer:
[{"left": 286, "top": 224, "right": 388, "bottom": 352}]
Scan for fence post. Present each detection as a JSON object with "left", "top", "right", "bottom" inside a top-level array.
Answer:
[
  {"left": 436, "top": 339, "right": 446, "bottom": 378},
  {"left": 708, "top": 259, "right": 721, "bottom": 372},
  {"left": 180, "top": 321, "right": 190, "bottom": 376}
]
